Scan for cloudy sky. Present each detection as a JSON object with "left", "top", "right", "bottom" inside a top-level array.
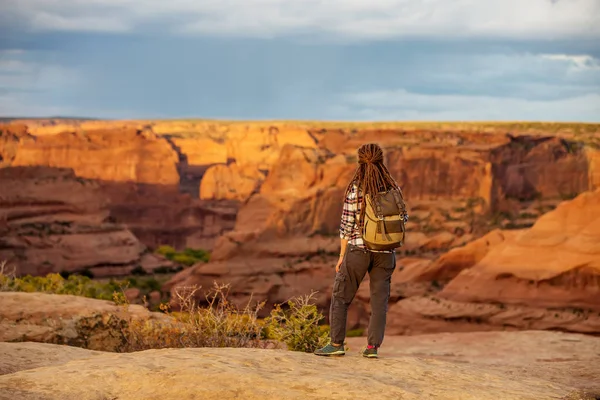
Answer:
[{"left": 1, "top": 0, "right": 599, "bottom": 121}]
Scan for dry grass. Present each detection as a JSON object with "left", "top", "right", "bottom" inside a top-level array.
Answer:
[
  {"left": 117, "top": 283, "right": 269, "bottom": 352},
  {"left": 0, "top": 260, "right": 16, "bottom": 291},
  {"left": 0, "top": 265, "right": 329, "bottom": 353},
  {"left": 118, "top": 283, "right": 330, "bottom": 353}
]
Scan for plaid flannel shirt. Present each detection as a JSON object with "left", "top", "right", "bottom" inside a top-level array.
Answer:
[{"left": 339, "top": 184, "right": 399, "bottom": 253}]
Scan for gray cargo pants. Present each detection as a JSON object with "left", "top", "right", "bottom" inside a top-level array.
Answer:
[{"left": 329, "top": 244, "right": 396, "bottom": 347}]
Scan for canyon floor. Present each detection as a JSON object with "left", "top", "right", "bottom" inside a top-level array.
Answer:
[{"left": 0, "top": 331, "right": 598, "bottom": 400}]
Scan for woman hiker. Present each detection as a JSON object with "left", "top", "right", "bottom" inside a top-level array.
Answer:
[{"left": 314, "top": 143, "right": 408, "bottom": 359}]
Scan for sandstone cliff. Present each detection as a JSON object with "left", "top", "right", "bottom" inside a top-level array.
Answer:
[
  {"left": 11, "top": 127, "right": 180, "bottom": 185},
  {"left": 1, "top": 123, "right": 237, "bottom": 253},
  {"left": 0, "top": 166, "right": 172, "bottom": 277},
  {"left": 2, "top": 120, "right": 597, "bottom": 259}
]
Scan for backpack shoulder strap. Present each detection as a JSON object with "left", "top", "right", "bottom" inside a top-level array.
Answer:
[{"left": 390, "top": 187, "right": 406, "bottom": 214}]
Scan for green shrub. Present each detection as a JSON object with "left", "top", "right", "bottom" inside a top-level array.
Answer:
[
  {"left": 264, "top": 292, "right": 329, "bottom": 352},
  {"left": 0, "top": 270, "right": 129, "bottom": 301},
  {"left": 155, "top": 245, "right": 176, "bottom": 259},
  {"left": 171, "top": 253, "right": 198, "bottom": 266},
  {"left": 183, "top": 248, "right": 210, "bottom": 263},
  {"left": 154, "top": 245, "right": 210, "bottom": 266},
  {"left": 137, "top": 277, "right": 161, "bottom": 292}
]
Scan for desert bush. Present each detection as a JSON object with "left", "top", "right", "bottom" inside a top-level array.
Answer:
[
  {"left": 118, "top": 283, "right": 268, "bottom": 352},
  {"left": 264, "top": 292, "right": 330, "bottom": 352},
  {"left": 155, "top": 245, "right": 210, "bottom": 266},
  {"left": 119, "top": 285, "right": 329, "bottom": 353},
  {"left": 170, "top": 253, "right": 198, "bottom": 266},
  {"left": 182, "top": 248, "right": 210, "bottom": 263},
  {"left": 155, "top": 245, "right": 176, "bottom": 258},
  {"left": 0, "top": 269, "right": 129, "bottom": 301}
]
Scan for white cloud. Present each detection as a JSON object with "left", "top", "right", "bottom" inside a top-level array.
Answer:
[
  {"left": 541, "top": 54, "right": 600, "bottom": 71},
  {"left": 30, "top": 11, "right": 131, "bottom": 33},
  {"left": 337, "top": 51, "right": 600, "bottom": 122},
  {"left": 2, "top": 0, "right": 599, "bottom": 40},
  {"left": 338, "top": 89, "right": 600, "bottom": 122}
]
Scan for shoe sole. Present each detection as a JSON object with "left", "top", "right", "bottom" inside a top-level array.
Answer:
[
  {"left": 315, "top": 351, "right": 346, "bottom": 356},
  {"left": 362, "top": 354, "right": 378, "bottom": 358}
]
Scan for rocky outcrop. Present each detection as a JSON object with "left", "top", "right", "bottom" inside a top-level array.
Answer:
[
  {"left": 0, "top": 292, "right": 170, "bottom": 351},
  {"left": 0, "top": 166, "right": 172, "bottom": 277},
  {"left": 199, "top": 163, "right": 265, "bottom": 201},
  {"left": 191, "top": 124, "right": 319, "bottom": 201},
  {"left": 1, "top": 331, "right": 599, "bottom": 400},
  {"left": 379, "top": 188, "right": 600, "bottom": 335},
  {"left": 0, "top": 124, "right": 32, "bottom": 166},
  {"left": 439, "top": 188, "right": 600, "bottom": 311}
]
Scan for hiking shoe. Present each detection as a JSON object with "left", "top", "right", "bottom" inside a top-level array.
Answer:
[
  {"left": 314, "top": 343, "right": 345, "bottom": 356},
  {"left": 362, "top": 346, "right": 378, "bottom": 358}
]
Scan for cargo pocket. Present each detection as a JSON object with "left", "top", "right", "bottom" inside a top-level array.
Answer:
[{"left": 332, "top": 272, "right": 349, "bottom": 303}]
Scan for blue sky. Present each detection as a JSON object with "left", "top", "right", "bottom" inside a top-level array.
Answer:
[{"left": 0, "top": 0, "right": 599, "bottom": 121}]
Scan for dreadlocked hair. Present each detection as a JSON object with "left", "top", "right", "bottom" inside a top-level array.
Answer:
[{"left": 344, "top": 143, "right": 400, "bottom": 228}]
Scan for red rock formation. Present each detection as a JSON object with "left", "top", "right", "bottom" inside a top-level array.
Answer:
[
  {"left": 376, "top": 188, "right": 600, "bottom": 335},
  {"left": 11, "top": 128, "right": 180, "bottom": 185},
  {"left": 199, "top": 163, "right": 265, "bottom": 201},
  {"left": 0, "top": 124, "right": 32, "bottom": 165},
  {"left": 439, "top": 188, "right": 600, "bottom": 311},
  {"left": 2, "top": 119, "right": 598, "bottom": 289},
  {"left": 2, "top": 124, "right": 236, "bottom": 250},
  {"left": 0, "top": 166, "right": 173, "bottom": 277}
]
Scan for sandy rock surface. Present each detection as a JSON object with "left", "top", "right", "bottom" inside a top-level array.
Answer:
[
  {"left": 0, "top": 330, "right": 598, "bottom": 400},
  {"left": 348, "top": 330, "right": 600, "bottom": 393}
]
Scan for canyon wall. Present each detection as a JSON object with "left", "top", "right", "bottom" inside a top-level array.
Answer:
[
  {"left": 1, "top": 119, "right": 599, "bottom": 335},
  {"left": 0, "top": 166, "right": 173, "bottom": 277}
]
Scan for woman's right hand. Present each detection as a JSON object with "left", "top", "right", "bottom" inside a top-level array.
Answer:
[{"left": 335, "top": 255, "right": 344, "bottom": 273}]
